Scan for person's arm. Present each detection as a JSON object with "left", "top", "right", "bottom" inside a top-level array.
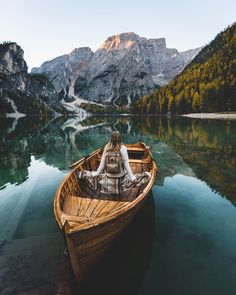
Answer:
[
  {"left": 91, "top": 146, "right": 107, "bottom": 176},
  {"left": 122, "top": 146, "right": 136, "bottom": 181}
]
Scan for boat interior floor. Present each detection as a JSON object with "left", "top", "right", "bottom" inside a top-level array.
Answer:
[{"left": 62, "top": 186, "right": 145, "bottom": 218}]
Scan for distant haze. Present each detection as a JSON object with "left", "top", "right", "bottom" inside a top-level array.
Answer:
[{"left": 0, "top": 0, "right": 235, "bottom": 70}]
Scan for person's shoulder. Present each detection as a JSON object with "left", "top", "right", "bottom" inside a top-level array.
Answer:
[
  {"left": 120, "top": 144, "right": 128, "bottom": 155},
  {"left": 104, "top": 143, "right": 109, "bottom": 151}
]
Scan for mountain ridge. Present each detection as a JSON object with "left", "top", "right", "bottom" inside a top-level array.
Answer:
[
  {"left": 0, "top": 32, "right": 203, "bottom": 116},
  {"left": 32, "top": 32, "right": 201, "bottom": 110}
]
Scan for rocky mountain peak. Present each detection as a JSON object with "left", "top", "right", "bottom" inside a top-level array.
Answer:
[
  {"left": 0, "top": 42, "right": 28, "bottom": 75},
  {"left": 70, "top": 46, "right": 93, "bottom": 57},
  {"left": 99, "top": 32, "right": 140, "bottom": 51},
  {"left": 99, "top": 33, "right": 167, "bottom": 53}
]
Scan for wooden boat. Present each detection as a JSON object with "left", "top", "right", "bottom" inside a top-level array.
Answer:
[{"left": 54, "top": 142, "right": 157, "bottom": 284}]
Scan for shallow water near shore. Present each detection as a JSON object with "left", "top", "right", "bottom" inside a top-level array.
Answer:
[{"left": 0, "top": 115, "right": 236, "bottom": 295}]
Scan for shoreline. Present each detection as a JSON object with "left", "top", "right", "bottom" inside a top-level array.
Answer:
[{"left": 182, "top": 113, "right": 236, "bottom": 120}]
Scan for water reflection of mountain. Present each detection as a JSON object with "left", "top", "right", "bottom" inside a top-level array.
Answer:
[
  {"left": 0, "top": 117, "right": 47, "bottom": 187},
  {"left": 0, "top": 116, "right": 107, "bottom": 187},
  {"left": 1, "top": 115, "right": 235, "bottom": 207},
  {"left": 0, "top": 115, "right": 193, "bottom": 188}
]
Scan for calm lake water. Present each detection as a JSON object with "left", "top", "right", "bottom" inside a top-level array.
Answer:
[{"left": 0, "top": 115, "right": 236, "bottom": 295}]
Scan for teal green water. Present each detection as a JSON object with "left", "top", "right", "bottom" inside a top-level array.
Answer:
[{"left": 0, "top": 115, "right": 236, "bottom": 294}]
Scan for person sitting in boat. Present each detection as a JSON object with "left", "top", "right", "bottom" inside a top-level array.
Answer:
[{"left": 78, "top": 131, "right": 151, "bottom": 196}]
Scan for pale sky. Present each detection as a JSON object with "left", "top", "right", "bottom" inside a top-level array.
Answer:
[{"left": 0, "top": 0, "right": 235, "bottom": 70}]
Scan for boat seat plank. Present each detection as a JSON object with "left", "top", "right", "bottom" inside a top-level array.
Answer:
[
  {"left": 61, "top": 212, "right": 96, "bottom": 224},
  {"left": 127, "top": 147, "right": 146, "bottom": 151}
]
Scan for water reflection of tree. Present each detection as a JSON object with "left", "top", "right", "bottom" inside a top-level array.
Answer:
[
  {"left": 0, "top": 116, "right": 113, "bottom": 187},
  {"left": 1, "top": 115, "right": 236, "bottom": 207},
  {"left": 135, "top": 116, "right": 236, "bottom": 206},
  {"left": 0, "top": 117, "right": 48, "bottom": 187}
]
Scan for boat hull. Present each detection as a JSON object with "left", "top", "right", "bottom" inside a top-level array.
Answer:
[{"left": 66, "top": 198, "right": 146, "bottom": 283}]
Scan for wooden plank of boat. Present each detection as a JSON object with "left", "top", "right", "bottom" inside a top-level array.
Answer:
[
  {"left": 96, "top": 200, "right": 127, "bottom": 218},
  {"left": 54, "top": 142, "right": 157, "bottom": 284},
  {"left": 77, "top": 197, "right": 93, "bottom": 217},
  {"left": 84, "top": 199, "right": 101, "bottom": 217}
]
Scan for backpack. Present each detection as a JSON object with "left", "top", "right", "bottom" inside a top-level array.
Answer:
[{"left": 105, "top": 150, "right": 123, "bottom": 174}]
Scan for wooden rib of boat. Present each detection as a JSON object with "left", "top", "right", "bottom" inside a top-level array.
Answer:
[{"left": 54, "top": 142, "right": 157, "bottom": 284}]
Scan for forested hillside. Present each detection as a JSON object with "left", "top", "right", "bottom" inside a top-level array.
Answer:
[{"left": 133, "top": 23, "right": 236, "bottom": 114}]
